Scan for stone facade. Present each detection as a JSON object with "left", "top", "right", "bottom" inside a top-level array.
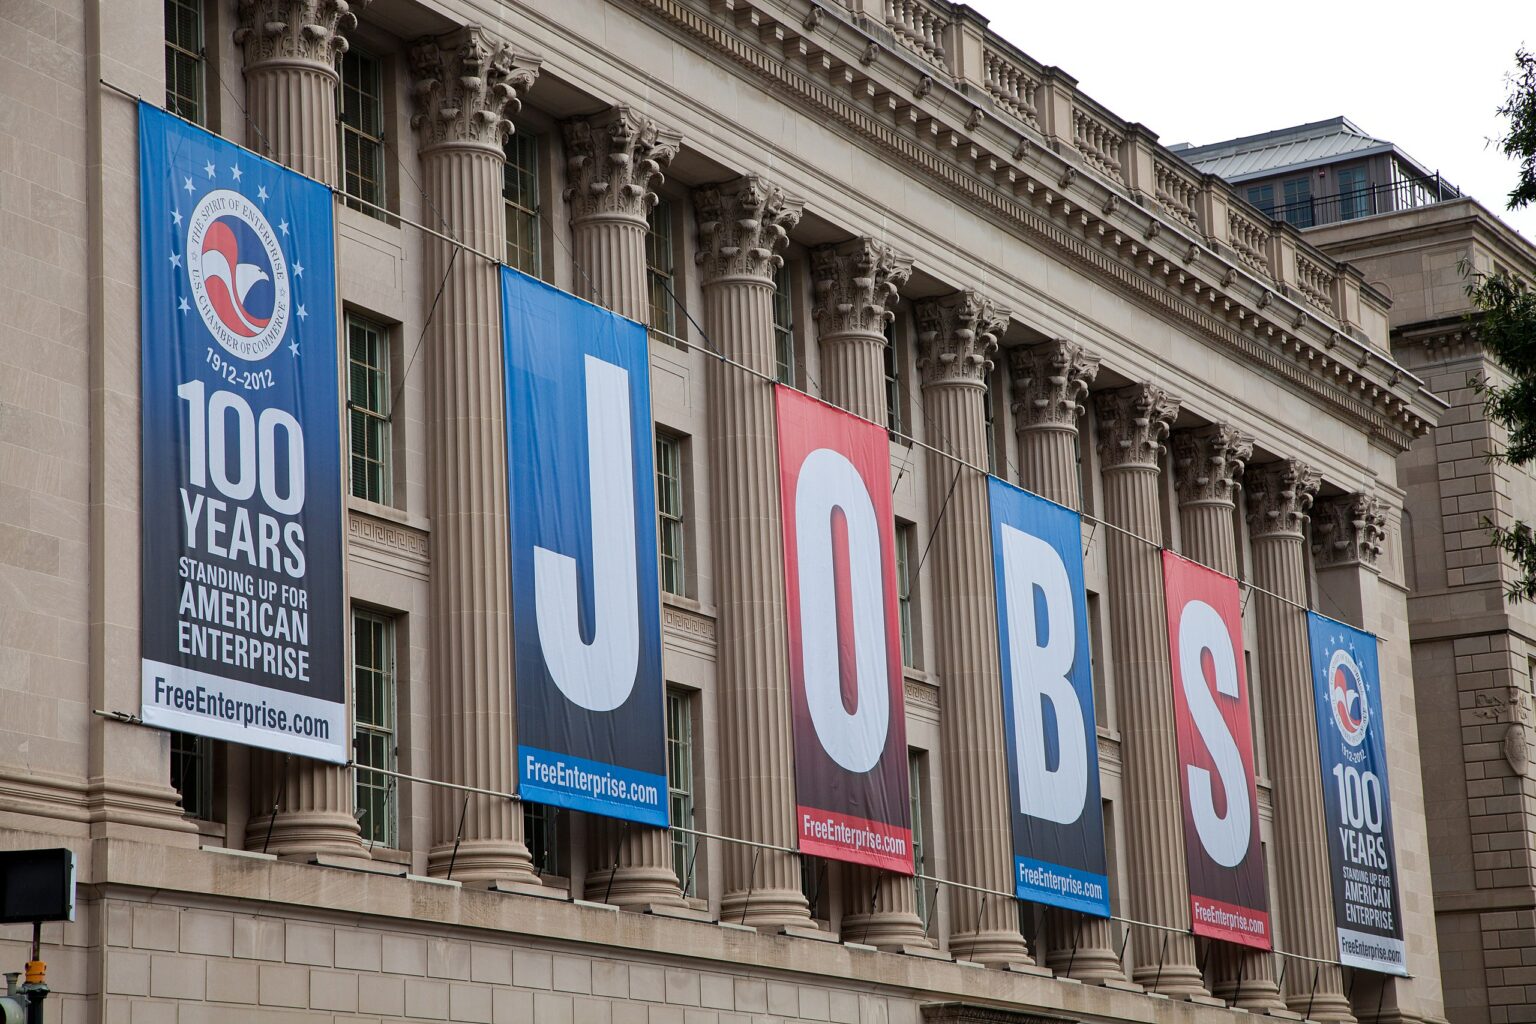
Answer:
[{"left": 0, "top": 1, "right": 1454, "bottom": 1023}]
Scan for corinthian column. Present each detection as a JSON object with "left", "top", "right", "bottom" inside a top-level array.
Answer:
[
  {"left": 562, "top": 107, "right": 686, "bottom": 910},
  {"left": 915, "top": 292, "right": 1032, "bottom": 966},
  {"left": 1173, "top": 428, "right": 1287, "bottom": 1013},
  {"left": 808, "top": 238, "right": 924, "bottom": 948},
  {"left": 1095, "top": 384, "right": 1208, "bottom": 997},
  {"left": 1009, "top": 340, "right": 1099, "bottom": 508},
  {"left": 694, "top": 176, "right": 810, "bottom": 927},
  {"left": 237, "top": 0, "right": 365, "bottom": 858},
  {"left": 1247, "top": 464, "right": 1355, "bottom": 1022},
  {"left": 234, "top": 0, "right": 359, "bottom": 183},
  {"left": 1009, "top": 341, "right": 1128, "bottom": 982},
  {"left": 410, "top": 27, "right": 542, "bottom": 883},
  {"left": 563, "top": 108, "right": 681, "bottom": 322}
]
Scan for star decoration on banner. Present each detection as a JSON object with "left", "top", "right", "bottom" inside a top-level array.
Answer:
[
  {"left": 257, "top": 185, "right": 269, "bottom": 203},
  {"left": 290, "top": 339, "right": 301, "bottom": 358},
  {"left": 296, "top": 304, "right": 308, "bottom": 321},
  {"left": 278, "top": 220, "right": 289, "bottom": 237},
  {"left": 293, "top": 261, "right": 304, "bottom": 278},
  {"left": 183, "top": 177, "right": 194, "bottom": 194},
  {"left": 230, "top": 165, "right": 242, "bottom": 182},
  {"left": 169, "top": 252, "right": 181, "bottom": 269},
  {"left": 204, "top": 160, "right": 216, "bottom": 179},
  {"left": 171, "top": 209, "right": 182, "bottom": 227},
  {"left": 179, "top": 297, "right": 190, "bottom": 314}
]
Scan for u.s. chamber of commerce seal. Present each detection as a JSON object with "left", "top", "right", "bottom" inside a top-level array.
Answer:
[
  {"left": 185, "top": 188, "right": 290, "bottom": 360},
  {"left": 1328, "top": 647, "right": 1370, "bottom": 748}
]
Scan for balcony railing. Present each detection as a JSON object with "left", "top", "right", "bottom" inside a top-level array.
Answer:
[{"left": 1263, "top": 173, "right": 1462, "bottom": 230}]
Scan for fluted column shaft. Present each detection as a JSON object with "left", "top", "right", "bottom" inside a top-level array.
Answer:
[
  {"left": 1174, "top": 428, "right": 1286, "bottom": 1012},
  {"left": 917, "top": 293, "right": 1031, "bottom": 966},
  {"left": 696, "top": 178, "right": 810, "bottom": 928},
  {"left": 1095, "top": 385, "right": 1208, "bottom": 997},
  {"left": 810, "top": 239, "right": 923, "bottom": 947},
  {"left": 237, "top": 0, "right": 360, "bottom": 858},
  {"left": 1252, "top": 470, "right": 1358, "bottom": 1022},
  {"left": 411, "top": 28, "right": 540, "bottom": 882},
  {"left": 564, "top": 109, "right": 686, "bottom": 909}
]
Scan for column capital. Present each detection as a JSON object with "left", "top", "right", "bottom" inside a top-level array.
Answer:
[
  {"left": 235, "top": 0, "right": 363, "bottom": 70},
  {"left": 693, "top": 175, "right": 803, "bottom": 284},
  {"left": 1245, "top": 459, "right": 1321, "bottom": 539},
  {"left": 409, "top": 26, "right": 540, "bottom": 154},
  {"left": 810, "top": 238, "right": 913, "bottom": 337},
  {"left": 1311, "top": 493, "right": 1387, "bottom": 570},
  {"left": 1094, "top": 383, "right": 1180, "bottom": 470},
  {"left": 562, "top": 107, "right": 681, "bottom": 225},
  {"left": 1173, "top": 424, "right": 1253, "bottom": 507},
  {"left": 1008, "top": 339, "right": 1100, "bottom": 429},
  {"left": 914, "top": 290, "right": 1010, "bottom": 388}
]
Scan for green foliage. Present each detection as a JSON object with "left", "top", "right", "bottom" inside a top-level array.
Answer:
[{"left": 1499, "top": 49, "right": 1536, "bottom": 211}]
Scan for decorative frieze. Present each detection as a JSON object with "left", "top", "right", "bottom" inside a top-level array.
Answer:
[
  {"left": 1008, "top": 340, "right": 1099, "bottom": 429},
  {"left": 693, "top": 176, "right": 803, "bottom": 283},
  {"left": 348, "top": 512, "right": 429, "bottom": 562},
  {"left": 1311, "top": 493, "right": 1388, "bottom": 569},
  {"left": 810, "top": 238, "right": 912, "bottom": 337},
  {"left": 1093, "top": 383, "right": 1179, "bottom": 470},
  {"left": 562, "top": 108, "right": 682, "bottom": 223},
  {"left": 235, "top": 0, "right": 362, "bottom": 68},
  {"left": 1172, "top": 423, "right": 1253, "bottom": 507},
  {"left": 409, "top": 27, "right": 540, "bottom": 152},
  {"left": 914, "top": 291, "right": 1009, "bottom": 387},
  {"left": 663, "top": 605, "right": 716, "bottom": 644}
]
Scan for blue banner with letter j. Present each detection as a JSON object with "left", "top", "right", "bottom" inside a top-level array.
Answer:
[
  {"left": 1307, "top": 612, "right": 1407, "bottom": 975},
  {"left": 139, "top": 102, "right": 346, "bottom": 762},
  {"left": 502, "top": 267, "right": 669, "bottom": 827}
]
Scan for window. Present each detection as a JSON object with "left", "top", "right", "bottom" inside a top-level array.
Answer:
[
  {"left": 646, "top": 198, "right": 679, "bottom": 343},
  {"left": 1281, "top": 176, "right": 1314, "bottom": 228},
  {"left": 1246, "top": 183, "right": 1275, "bottom": 218},
  {"left": 772, "top": 264, "right": 796, "bottom": 385},
  {"left": 896, "top": 522, "right": 916, "bottom": 667},
  {"left": 1338, "top": 166, "right": 1369, "bottom": 221},
  {"left": 884, "top": 320, "right": 905, "bottom": 442},
  {"left": 353, "top": 610, "right": 398, "bottom": 847},
  {"left": 667, "top": 689, "right": 698, "bottom": 897},
  {"left": 164, "top": 0, "right": 204, "bottom": 124},
  {"left": 347, "top": 315, "right": 392, "bottom": 504},
  {"left": 170, "top": 731, "right": 213, "bottom": 820},
  {"left": 339, "top": 49, "right": 386, "bottom": 216},
  {"left": 656, "top": 434, "right": 686, "bottom": 597},
  {"left": 909, "top": 751, "right": 929, "bottom": 924},
  {"left": 503, "top": 132, "right": 541, "bottom": 274},
  {"left": 524, "top": 803, "right": 562, "bottom": 876}
]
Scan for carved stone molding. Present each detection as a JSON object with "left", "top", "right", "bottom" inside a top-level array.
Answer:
[
  {"left": 348, "top": 511, "right": 429, "bottom": 562},
  {"left": 1008, "top": 340, "right": 1100, "bottom": 430},
  {"left": 693, "top": 175, "right": 803, "bottom": 283},
  {"left": 562, "top": 107, "right": 682, "bottom": 224},
  {"left": 409, "top": 26, "right": 540, "bottom": 153},
  {"left": 1172, "top": 423, "right": 1253, "bottom": 507},
  {"left": 235, "top": 0, "right": 363, "bottom": 69},
  {"left": 1311, "top": 493, "right": 1388, "bottom": 570},
  {"left": 903, "top": 677, "right": 939, "bottom": 711},
  {"left": 1244, "top": 459, "right": 1321, "bottom": 539},
  {"left": 663, "top": 605, "right": 716, "bottom": 645},
  {"left": 914, "top": 290, "right": 1009, "bottom": 387},
  {"left": 810, "top": 237, "right": 913, "bottom": 337},
  {"left": 921, "top": 1003, "right": 1078, "bottom": 1024},
  {"left": 1093, "top": 383, "right": 1179, "bottom": 470}
]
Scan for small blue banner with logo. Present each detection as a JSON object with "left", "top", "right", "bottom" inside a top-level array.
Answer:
[
  {"left": 139, "top": 102, "right": 347, "bottom": 763},
  {"left": 1307, "top": 612, "right": 1407, "bottom": 975}
]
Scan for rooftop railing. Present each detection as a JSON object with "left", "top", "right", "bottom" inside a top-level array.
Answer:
[{"left": 1264, "top": 173, "right": 1462, "bottom": 230}]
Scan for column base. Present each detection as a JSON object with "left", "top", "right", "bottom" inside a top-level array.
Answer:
[
  {"left": 948, "top": 928, "right": 1034, "bottom": 967},
  {"left": 1131, "top": 960, "right": 1210, "bottom": 999},
  {"left": 245, "top": 810, "right": 366, "bottom": 859},
  {"left": 1290, "top": 991, "right": 1357, "bottom": 1024},
  {"left": 840, "top": 909, "right": 930, "bottom": 951},
  {"left": 427, "top": 838, "right": 541, "bottom": 885},
  {"left": 1208, "top": 948, "right": 1286, "bottom": 1012},
  {"left": 583, "top": 863, "right": 687, "bottom": 911},
  {"left": 719, "top": 886, "right": 812, "bottom": 930},
  {"left": 1044, "top": 909, "right": 1129, "bottom": 984}
]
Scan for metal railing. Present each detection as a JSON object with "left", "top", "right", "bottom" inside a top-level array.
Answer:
[{"left": 1265, "top": 173, "right": 1462, "bottom": 230}]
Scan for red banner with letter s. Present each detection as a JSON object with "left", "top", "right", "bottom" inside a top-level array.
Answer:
[
  {"left": 1163, "top": 552, "right": 1272, "bottom": 949},
  {"left": 776, "top": 386, "right": 913, "bottom": 874}
]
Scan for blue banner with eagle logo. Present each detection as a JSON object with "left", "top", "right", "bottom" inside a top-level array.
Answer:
[{"left": 139, "top": 102, "right": 347, "bottom": 763}]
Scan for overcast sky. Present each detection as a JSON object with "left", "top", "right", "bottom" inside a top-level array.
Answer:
[{"left": 965, "top": 0, "right": 1536, "bottom": 241}]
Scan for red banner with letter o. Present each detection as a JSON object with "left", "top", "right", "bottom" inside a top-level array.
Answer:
[
  {"left": 776, "top": 386, "right": 913, "bottom": 874},
  {"left": 1163, "top": 552, "right": 1272, "bottom": 949}
]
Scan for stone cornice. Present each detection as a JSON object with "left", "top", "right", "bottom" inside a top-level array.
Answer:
[
  {"left": 562, "top": 107, "right": 683, "bottom": 224},
  {"left": 811, "top": 237, "right": 913, "bottom": 338},
  {"left": 235, "top": 0, "right": 363, "bottom": 70},
  {"left": 914, "top": 291, "right": 1008, "bottom": 388},
  {"left": 409, "top": 26, "right": 541, "bottom": 153},
  {"left": 1094, "top": 383, "right": 1179, "bottom": 471},
  {"left": 693, "top": 175, "right": 803, "bottom": 283},
  {"left": 624, "top": 0, "right": 1435, "bottom": 451},
  {"left": 1008, "top": 340, "right": 1099, "bottom": 430},
  {"left": 1172, "top": 424, "right": 1252, "bottom": 507},
  {"left": 1245, "top": 459, "right": 1321, "bottom": 540},
  {"left": 1312, "top": 493, "right": 1388, "bottom": 571}
]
